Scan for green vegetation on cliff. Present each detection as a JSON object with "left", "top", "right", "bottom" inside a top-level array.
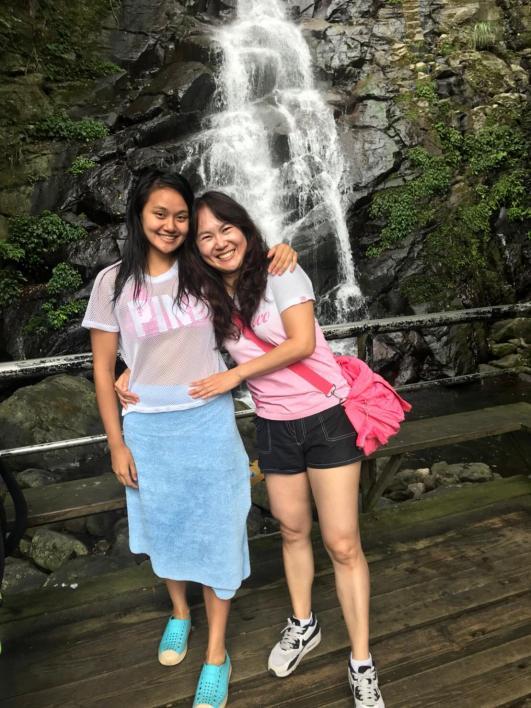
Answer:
[
  {"left": 0, "top": 212, "right": 86, "bottom": 329},
  {"left": 370, "top": 71, "right": 530, "bottom": 307},
  {"left": 0, "top": 0, "right": 119, "bottom": 189},
  {"left": 0, "top": 0, "right": 120, "bottom": 82}
]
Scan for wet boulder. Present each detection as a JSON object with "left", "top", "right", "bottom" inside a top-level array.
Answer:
[
  {"left": 15, "top": 468, "right": 62, "bottom": 489},
  {"left": 1, "top": 557, "right": 48, "bottom": 594},
  {"left": 0, "top": 374, "right": 105, "bottom": 475}
]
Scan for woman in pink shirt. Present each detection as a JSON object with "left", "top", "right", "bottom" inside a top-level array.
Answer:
[{"left": 185, "top": 192, "right": 385, "bottom": 708}]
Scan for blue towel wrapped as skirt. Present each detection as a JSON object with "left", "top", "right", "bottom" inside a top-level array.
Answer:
[{"left": 123, "top": 393, "right": 251, "bottom": 599}]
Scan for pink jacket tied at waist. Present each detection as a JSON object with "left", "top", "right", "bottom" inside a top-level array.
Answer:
[{"left": 336, "top": 356, "right": 412, "bottom": 456}]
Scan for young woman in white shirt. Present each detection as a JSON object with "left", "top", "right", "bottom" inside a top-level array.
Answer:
[{"left": 84, "top": 170, "right": 296, "bottom": 708}]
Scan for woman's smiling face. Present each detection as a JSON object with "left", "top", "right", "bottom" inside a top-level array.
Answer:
[
  {"left": 141, "top": 187, "right": 190, "bottom": 257},
  {"left": 195, "top": 205, "right": 248, "bottom": 277}
]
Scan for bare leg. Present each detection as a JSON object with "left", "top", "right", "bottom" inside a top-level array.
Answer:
[
  {"left": 308, "top": 462, "right": 370, "bottom": 660},
  {"left": 203, "top": 586, "right": 231, "bottom": 665},
  {"left": 265, "top": 472, "right": 314, "bottom": 618},
  {"left": 165, "top": 579, "right": 190, "bottom": 619}
]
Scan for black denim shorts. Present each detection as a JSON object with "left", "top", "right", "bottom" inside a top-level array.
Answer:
[{"left": 255, "top": 404, "right": 364, "bottom": 474}]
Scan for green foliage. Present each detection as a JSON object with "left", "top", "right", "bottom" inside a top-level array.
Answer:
[
  {"left": 0, "top": 268, "right": 25, "bottom": 307},
  {"left": 46, "top": 262, "right": 83, "bottom": 296},
  {"left": 415, "top": 80, "right": 438, "bottom": 104},
  {"left": 370, "top": 93, "right": 530, "bottom": 306},
  {"left": 41, "top": 299, "right": 87, "bottom": 331},
  {"left": 463, "top": 125, "right": 525, "bottom": 175},
  {"left": 472, "top": 22, "right": 500, "bottom": 51},
  {"left": 368, "top": 148, "right": 452, "bottom": 255},
  {"left": 68, "top": 156, "right": 97, "bottom": 175},
  {"left": 6, "top": 212, "right": 85, "bottom": 276},
  {"left": 0, "top": 1, "right": 121, "bottom": 81},
  {"left": 439, "top": 41, "right": 456, "bottom": 57},
  {"left": 33, "top": 115, "right": 109, "bottom": 143},
  {"left": 0, "top": 212, "right": 87, "bottom": 330}
]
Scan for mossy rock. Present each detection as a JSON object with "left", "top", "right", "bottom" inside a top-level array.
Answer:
[
  {"left": 0, "top": 74, "right": 52, "bottom": 125},
  {"left": 491, "top": 318, "right": 531, "bottom": 344},
  {"left": 489, "top": 341, "right": 517, "bottom": 357},
  {"left": 0, "top": 374, "right": 104, "bottom": 473},
  {"left": 0, "top": 185, "right": 34, "bottom": 217},
  {"left": 461, "top": 51, "right": 516, "bottom": 98},
  {"left": 0, "top": 214, "right": 8, "bottom": 240},
  {"left": 0, "top": 145, "right": 59, "bottom": 189}
]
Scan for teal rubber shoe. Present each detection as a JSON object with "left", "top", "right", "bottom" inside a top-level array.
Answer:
[
  {"left": 193, "top": 654, "right": 232, "bottom": 708},
  {"left": 158, "top": 616, "right": 191, "bottom": 666}
]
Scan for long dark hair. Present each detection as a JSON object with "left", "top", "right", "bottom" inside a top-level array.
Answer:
[
  {"left": 113, "top": 168, "right": 195, "bottom": 303},
  {"left": 178, "top": 191, "right": 269, "bottom": 348}
]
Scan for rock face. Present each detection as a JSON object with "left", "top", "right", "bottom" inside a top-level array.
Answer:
[
  {"left": 0, "top": 0, "right": 529, "bottom": 376},
  {"left": 0, "top": 374, "right": 106, "bottom": 474}
]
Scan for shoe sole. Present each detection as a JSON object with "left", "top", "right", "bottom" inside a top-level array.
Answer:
[
  {"left": 194, "top": 665, "right": 232, "bottom": 708},
  {"left": 158, "top": 644, "right": 188, "bottom": 666},
  {"left": 268, "top": 629, "right": 322, "bottom": 678}
]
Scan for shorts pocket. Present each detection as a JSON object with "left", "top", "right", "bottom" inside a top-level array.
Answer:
[
  {"left": 255, "top": 417, "right": 272, "bottom": 454},
  {"left": 319, "top": 406, "right": 357, "bottom": 442}
]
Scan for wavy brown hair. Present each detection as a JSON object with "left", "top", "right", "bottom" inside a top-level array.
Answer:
[{"left": 177, "top": 191, "right": 269, "bottom": 349}]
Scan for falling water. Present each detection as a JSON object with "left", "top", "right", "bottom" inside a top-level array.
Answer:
[{"left": 182, "top": 0, "right": 363, "bottom": 320}]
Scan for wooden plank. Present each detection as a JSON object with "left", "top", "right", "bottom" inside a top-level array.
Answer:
[
  {"left": 228, "top": 595, "right": 531, "bottom": 707},
  {"left": 3, "top": 527, "right": 530, "bottom": 707},
  {"left": 359, "top": 476, "right": 531, "bottom": 537},
  {"left": 364, "top": 453, "right": 403, "bottom": 511},
  {"left": 82, "top": 561, "right": 531, "bottom": 708},
  {"left": 382, "top": 636, "right": 531, "bottom": 708},
  {"left": 2, "top": 479, "right": 530, "bottom": 639},
  {"left": 3, "top": 512, "right": 529, "bottom": 655},
  {"left": 3, "top": 506, "right": 526, "bottom": 658},
  {"left": 5, "top": 509, "right": 527, "bottom": 670},
  {"left": 5, "top": 474, "right": 125, "bottom": 527},
  {"left": 370, "top": 402, "right": 531, "bottom": 459}
]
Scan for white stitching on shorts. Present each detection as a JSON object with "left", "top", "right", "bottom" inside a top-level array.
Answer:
[{"left": 307, "top": 455, "right": 364, "bottom": 468}]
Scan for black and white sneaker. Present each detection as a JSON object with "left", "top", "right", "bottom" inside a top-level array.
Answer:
[
  {"left": 348, "top": 662, "right": 385, "bottom": 708},
  {"left": 268, "top": 613, "right": 322, "bottom": 677}
]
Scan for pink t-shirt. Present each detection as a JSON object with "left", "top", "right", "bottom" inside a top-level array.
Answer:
[{"left": 225, "top": 266, "right": 349, "bottom": 420}]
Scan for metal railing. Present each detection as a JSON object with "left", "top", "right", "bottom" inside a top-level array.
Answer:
[{"left": 0, "top": 302, "right": 529, "bottom": 460}]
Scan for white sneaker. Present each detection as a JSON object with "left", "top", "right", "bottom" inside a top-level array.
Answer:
[
  {"left": 268, "top": 613, "right": 322, "bottom": 677},
  {"left": 348, "top": 662, "right": 385, "bottom": 708}
]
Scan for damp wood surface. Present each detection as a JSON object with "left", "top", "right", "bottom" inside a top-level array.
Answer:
[
  {"left": 1, "top": 475, "right": 531, "bottom": 707},
  {"left": 6, "top": 401, "right": 531, "bottom": 527}
]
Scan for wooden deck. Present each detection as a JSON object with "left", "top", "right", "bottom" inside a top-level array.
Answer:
[{"left": 1, "top": 475, "right": 531, "bottom": 707}]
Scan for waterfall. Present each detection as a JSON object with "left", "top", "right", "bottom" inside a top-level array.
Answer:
[{"left": 182, "top": 0, "right": 363, "bottom": 320}]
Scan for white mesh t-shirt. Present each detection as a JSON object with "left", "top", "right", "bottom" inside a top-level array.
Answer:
[{"left": 82, "top": 261, "right": 226, "bottom": 414}]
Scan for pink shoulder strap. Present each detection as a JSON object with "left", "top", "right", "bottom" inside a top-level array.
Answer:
[{"left": 233, "top": 315, "right": 336, "bottom": 397}]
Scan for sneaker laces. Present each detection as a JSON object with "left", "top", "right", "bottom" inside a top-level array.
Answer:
[
  {"left": 355, "top": 665, "right": 380, "bottom": 706},
  {"left": 279, "top": 617, "right": 307, "bottom": 650}
]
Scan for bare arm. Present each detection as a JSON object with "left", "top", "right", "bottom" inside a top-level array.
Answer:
[
  {"left": 189, "top": 301, "right": 316, "bottom": 398},
  {"left": 91, "top": 329, "right": 138, "bottom": 488}
]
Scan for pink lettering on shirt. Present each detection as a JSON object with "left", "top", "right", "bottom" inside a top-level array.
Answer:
[
  {"left": 251, "top": 311, "right": 270, "bottom": 328},
  {"left": 126, "top": 296, "right": 210, "bottom": 338}
]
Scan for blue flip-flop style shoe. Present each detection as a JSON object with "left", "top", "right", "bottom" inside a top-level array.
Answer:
[
  {"left": 158, "top": 616, "right": 192, "bottom": 666},
  {"left": 193, "top": 654, "right": 232, "bottom": 708}
]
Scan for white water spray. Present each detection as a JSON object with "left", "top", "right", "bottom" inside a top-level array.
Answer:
[{"left": 183, "top": 0, "right": 363, "bottom": 319}]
